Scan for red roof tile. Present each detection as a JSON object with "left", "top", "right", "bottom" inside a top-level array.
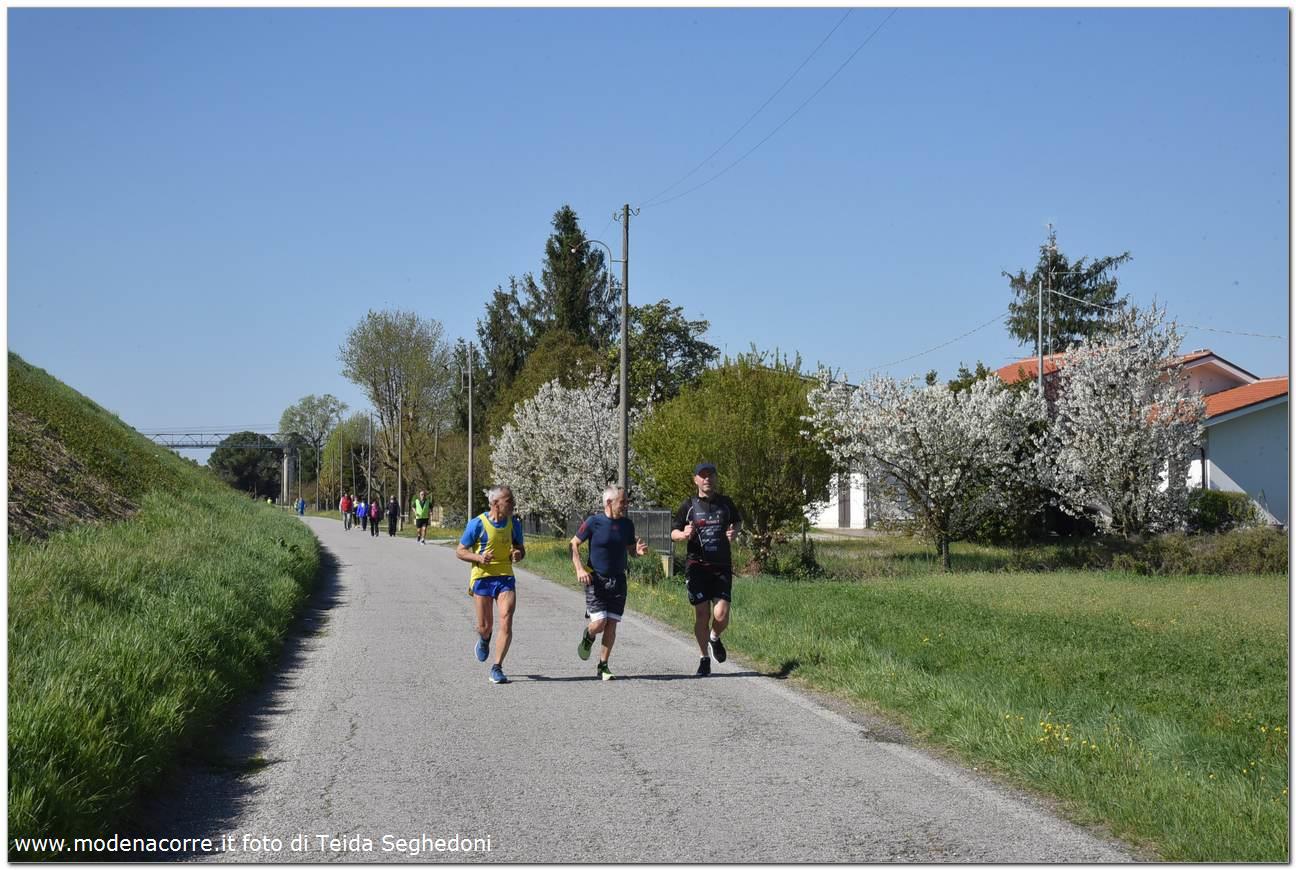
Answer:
[
  {"left": 996, "top": 348, "right": 1241, "bottom": 386},
  {"left": 1203, "top": 378, "right": 1289, "bottom": 418},
  {"left": 996, "top": 353, "right": 1068, "bottom": 384}
]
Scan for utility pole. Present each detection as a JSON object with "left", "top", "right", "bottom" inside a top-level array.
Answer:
[
  {"left": 1037, "top": 273, "right": 1044, "bottom": 395},
  {"left": 1038, "top": 222, "right": 1055, "bottom": 399},
  {"left": 397, "top": 390, "right": 403, "bottom": 531},
  {"left": 366, "top": 414, "right": 373, "bottom": 503},
  {"left": 616, "top": 203, "right": 637, "bottom": 490},
  {"left": 474, "top": 344, "right": 479, "bottom": 523}
]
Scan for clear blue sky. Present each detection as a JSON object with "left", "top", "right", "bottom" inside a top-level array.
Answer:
[{"left": 8, "top": 7, "right": 1289, "bottom": 455}]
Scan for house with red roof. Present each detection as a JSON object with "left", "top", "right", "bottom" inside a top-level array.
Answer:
[{"left": 997, "top": 349, "right": 1288, "bottom": 525}]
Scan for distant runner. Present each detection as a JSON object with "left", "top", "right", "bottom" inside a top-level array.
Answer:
[
  {"left": 456, "top": 485, "right": 526, "bottom": 685},
  {"left": 670, "top": 462, "right": 742, "bottom": 677},
  {"left": 571, "top": 485, "right": 650, "bottom": 681},
  {"left": 412, "top": 490, "right": 433, "bottom": 545}
]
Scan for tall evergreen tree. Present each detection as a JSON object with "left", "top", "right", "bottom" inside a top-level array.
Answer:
[
  {"left": 524, "top": 205, "right": 617, "bottom": 349},
  {"left": 475, "top": 278, "right": 533, "bottom": 412},
  {"left": 1004, "top": 229, "right": 1132, "bottom": 352}
]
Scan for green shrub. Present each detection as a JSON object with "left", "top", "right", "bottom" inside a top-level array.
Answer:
[
  {"left": 1105, "top": 527, "right": 1288, "bottom": 576},
  {"left": 629, "top": 549, "right": 666, "bottom": 585},
  {"left": 1188, "top": 489, "right": 1263, "bottom": 534}
]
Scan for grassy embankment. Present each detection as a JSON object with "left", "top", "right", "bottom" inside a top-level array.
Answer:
[
  {"left": 8, "top": 353, "right": 320, "bottom": 855},
  {"left": 522, "top": 532, "right": 1289, "bottom": 862}
]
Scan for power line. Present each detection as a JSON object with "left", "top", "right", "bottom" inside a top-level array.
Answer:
[
  {"left": 1179, "top": 323, "right": 1287, "bottom": 341},
  {"left": 643, "top": 8, "right": 899, "bottom": 210},
  {"left": 1044, "top": 287, "right": 1285, "bottom": 340},
  {"left": 861, "top": 308, "right": 1010, "bottom": 373},
  {"left": 637, "top": 8, "right": 854, "bottom": 208}
]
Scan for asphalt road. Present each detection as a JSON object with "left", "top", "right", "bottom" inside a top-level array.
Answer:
[{"left": 139, "top": 516, "right": 1133, "bottom": 863}]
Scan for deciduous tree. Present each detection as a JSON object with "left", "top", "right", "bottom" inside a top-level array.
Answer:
[
  {"left": 806, "top": 374, "right": 1045, "bottom": 570},
  {"left": 490, "top": 375, "right": 643, "bottom": 531},
  {"left": 613, "top": 299, "right": 719, "bottom": 409},
  {"left": 635, "top": 351, "right": 833, "bottom": 570},
  {"left": 339, "top": 309, "right": 455, "bottom": 502},
  {"left": 1045, "top": 304, "right": 1205, "bottom": 537},
  {"left": 278, "top": 394, "right": 347, "bottom": 507},
  {"left": 208, "top": 432, "right": 282, "bottom": 498}
]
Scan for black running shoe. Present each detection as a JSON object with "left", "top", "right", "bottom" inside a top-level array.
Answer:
[
  {"left": 696, "top": 656, "right": 711, "bottom": 677},
  {"left": 710, "top": 635, "right": 727, "bottom": 663}
]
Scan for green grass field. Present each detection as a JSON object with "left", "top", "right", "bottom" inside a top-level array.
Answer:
[
  {"left": 523, "top": 535, "right": 1289, "bottom": 862},
  {"left": 8, "top": 353, "right": 321, "bottom": 855}
]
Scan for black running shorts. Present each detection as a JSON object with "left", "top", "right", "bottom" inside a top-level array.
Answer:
[
  {"left": 415, "top": 518, "right": 429, "bottom": 529},
  {"left": 585, "top": 571, "right": 628, "bottom": 621},
  {"left": 685, "top": 562, "right": 732, "bottom": 605}
]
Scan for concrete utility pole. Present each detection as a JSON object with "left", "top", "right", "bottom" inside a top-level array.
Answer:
[
  {"left": 397, "top": 390, "right": 403, "bottom": 530},
  {"left": 1038, "top": 274, "right": 1044, "bottom": 395},
  {"left": 572, "top": 211, "right": 636, "bottom": 491},
  {"left": 366, "top": 414, "right": 373, "bottom": 503},
  {"left": 1038, "top": 221, "right": 1054, "bottom": 398},
  {"left": 467, "top": 343, "right": 475, "bottom": 522},
  {"left": 618, "top": 203, "right": 631, "bottom": 490}
]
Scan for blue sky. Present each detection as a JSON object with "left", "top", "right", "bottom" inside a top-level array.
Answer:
[{"left": 8, "top": 7, "right": 1289, "bottom": 454}]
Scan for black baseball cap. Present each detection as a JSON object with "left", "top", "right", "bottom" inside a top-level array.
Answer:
[{"left": 694, "top": 462, "right": 717, "bottom": 475}]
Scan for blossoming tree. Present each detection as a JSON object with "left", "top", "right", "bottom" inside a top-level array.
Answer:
[
  {"left": 490, "top": 375, "right": 645, "bottom": 531},
  {"left": 806, "top": 374, "right": 1045, "bottom": 570},
  {"left": 1045, "top": 305, "right": 1205, "bottom": 536}
]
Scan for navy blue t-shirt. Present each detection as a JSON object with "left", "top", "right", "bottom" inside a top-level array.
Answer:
[{"left": 576, "top": 514, "right": 637, "bottom": 577}]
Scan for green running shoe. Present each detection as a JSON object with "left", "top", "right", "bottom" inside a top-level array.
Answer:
[
  {"left": 577, "top": 629, "right": 595, "bottom": 661},
  {"left": 597, "top": 661, "right": 615, "bottom": 681}
]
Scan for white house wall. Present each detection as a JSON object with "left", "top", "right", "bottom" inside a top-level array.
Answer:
[
  {"left": 808, "top": 472, "right": 869, "bottom": 529},
  {"left": 1186, "top": 364, "right": 1251, "bottom": 396},
  {"left": 1206, "top": 402, "right": 1288, "bottom": 525}
]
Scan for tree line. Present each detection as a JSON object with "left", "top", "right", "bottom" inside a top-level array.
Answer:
[{"left": 208, "top": 216, "right": 1196, "bottom": 573}]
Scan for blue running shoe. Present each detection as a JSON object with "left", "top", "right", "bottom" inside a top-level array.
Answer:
[
  {"left": 475, "top": 636, "right": 490, "bottom": 662},
  {"left": 489, "top": 664, "right": 508, "bottom": 684}
]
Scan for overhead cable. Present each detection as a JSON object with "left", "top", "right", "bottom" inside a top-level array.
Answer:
[
  {"left": 860, "top": 308, "right": 1010, "bottom": 373},
  {"left": 637, "top": 8, "right": 854, "bottom": 208},
  {"left": 1045, "top": 287, "right": 1285, "bottom": 340},
  {"left": 643, "top": 8, "right": 899, "bottom": 210}
]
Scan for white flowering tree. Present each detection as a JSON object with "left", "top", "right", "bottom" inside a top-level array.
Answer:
[
  {"left": 490, "top": 375, "right": 645, "bottom": 531},
  {"left": 1046, "top": 305, "right": 1204, "bottom": 537},
  {"left": 806, "top": 374, "right": 1045, "bottom": 570}
]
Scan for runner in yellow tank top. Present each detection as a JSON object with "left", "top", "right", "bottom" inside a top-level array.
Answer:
[{"left": 455, "top": 484, "right": 525, "bottom": 684}]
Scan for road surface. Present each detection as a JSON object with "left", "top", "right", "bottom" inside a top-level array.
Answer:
[{"left": 139, "top": 516, "right": 1133, "bottom": 862}]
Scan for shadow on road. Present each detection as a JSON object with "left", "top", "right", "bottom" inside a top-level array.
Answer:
[
  {"left": 518, "top": 669, "right": 778, "bottom": 682},
  {"left": 118, "top": 546, "right": 347, "bottom": 860}
]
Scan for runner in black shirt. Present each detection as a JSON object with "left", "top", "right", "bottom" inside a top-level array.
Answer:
[{"left": 671, "top": 462, "right": 742, "bottom": 676}]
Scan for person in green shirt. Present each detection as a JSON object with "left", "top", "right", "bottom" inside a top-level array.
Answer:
[{"left": 412, "top": 489, "right": 433, "bottom": 545}]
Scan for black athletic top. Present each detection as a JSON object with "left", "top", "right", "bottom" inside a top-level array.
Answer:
[{"left": 673, "top": 494, "right": 742, "bottom": 568}]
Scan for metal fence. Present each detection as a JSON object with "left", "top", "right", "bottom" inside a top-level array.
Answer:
[{"left": 628, "top": 509, "right": 673, "bottom": 555}]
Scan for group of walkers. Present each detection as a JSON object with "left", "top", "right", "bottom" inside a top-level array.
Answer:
[
  {"left": 337, "top": 492, "right": 400, "bottom": 538},
  {"left": 455, "top": 461, "right": 741, "bottom": 686}
]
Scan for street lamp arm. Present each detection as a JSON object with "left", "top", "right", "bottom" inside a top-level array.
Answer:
[{"left": 570, "top": 238, "right": 624, "bottom": 263}]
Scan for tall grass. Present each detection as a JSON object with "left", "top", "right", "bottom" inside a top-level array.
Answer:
[
  {"left": 523, "top": 537, "right": 1289, "bottom": 861},
  {"left": 8, "top": 489, "right": 319, "bottom": 853}
]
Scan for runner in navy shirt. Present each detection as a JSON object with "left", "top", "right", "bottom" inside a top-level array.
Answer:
[{"left": 571, "top": 484, "right": 649, "bottom": 680}]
